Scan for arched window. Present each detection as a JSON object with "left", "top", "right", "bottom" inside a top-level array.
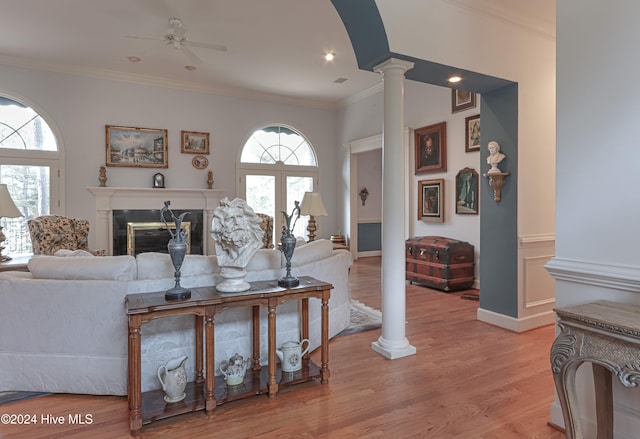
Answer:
[
  {"left": 0, "top": 95, "right": 63, "bottom": 257},
  {"left": 238, "top": 124, "right": 320, "bottom": 245}
]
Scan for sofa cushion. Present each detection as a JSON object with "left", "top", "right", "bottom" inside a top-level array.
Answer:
[
  {"left": 291, "top": 239, "right": 333, "bottom": 266},
  {"left": 54, "top": 249, "right": 95, "bottom": 257},
  {"left": 28, "top": 255, "right": 137, "bottom": 281},
  {"left": 245, "top": 249, "right": 282, "bottom": 271},
  {"left": 136, "top": 252, "right": 219, "bottom": 280}
]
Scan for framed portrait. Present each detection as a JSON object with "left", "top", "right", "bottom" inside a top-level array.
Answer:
[
  {"left": 415, "top": 122, "right": 447, "bottom": 174},
  {"left": 106, "top": 125, "right": 168, "bottom": 168},
  {"left": 451, "top": 89, "right": 477, "bottom": 113},
  {"left": 418, "top": 178, "right": 444, "bottom": 222},
  {"left": 181, "top": 130, "right": 210, "bottom": 154},
  {"left": 455, "top": 167, "right": 479, "bottom": 215},
  {"left": 465, "top": 114, "right": 480, "bottom": 152}
]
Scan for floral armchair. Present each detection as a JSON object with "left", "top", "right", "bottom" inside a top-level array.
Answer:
[
  {"left": 255, "top": 213, "right": 274, "bottom": 249},
  {"left": 27, "top": 215, "right": 93, "bottom": 255}
]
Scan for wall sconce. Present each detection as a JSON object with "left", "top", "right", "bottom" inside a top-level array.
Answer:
[{"left": 359, "top": 187, "right": 369, "bottom": 206}]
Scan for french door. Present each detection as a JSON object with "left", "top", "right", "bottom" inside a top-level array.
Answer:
[{"left": 239, "top": 168, "right": 316, "bottom": 247}]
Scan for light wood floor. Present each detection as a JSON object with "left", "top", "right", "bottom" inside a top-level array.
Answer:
[{"left": 0, "top": 257, "right": 564, "bottom": 438}]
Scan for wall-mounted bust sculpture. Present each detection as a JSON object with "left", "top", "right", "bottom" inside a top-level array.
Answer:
[{"left": 486, "top": 140, "right": 506, "bottom": 174}]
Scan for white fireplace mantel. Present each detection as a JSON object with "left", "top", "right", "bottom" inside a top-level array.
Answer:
[{"left": 88, "top": 187, "right": 225, "bottom": 255}]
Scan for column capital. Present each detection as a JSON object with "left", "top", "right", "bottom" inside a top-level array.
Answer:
[{"left": 373, "top": 58, "right": 415, "bottom": 74}]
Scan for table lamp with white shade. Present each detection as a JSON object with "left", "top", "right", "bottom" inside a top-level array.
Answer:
[
  {"left": 0, "top": 184, "right": 23, "bottom": 261},
  {"left": 299, "top": 191, "right": 327, "bottom": 242}
]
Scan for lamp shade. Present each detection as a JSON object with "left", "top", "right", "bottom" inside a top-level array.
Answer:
[
  {"left": 299, "top": 192, "right": 327, "bottom": 217},
  {"left": 0, "top": 184, "right": 22, "bottom": 218}
]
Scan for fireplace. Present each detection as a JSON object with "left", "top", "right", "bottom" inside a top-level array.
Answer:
[
  {"left": 88, "top": 187, "right": 224, "bottom": 256},
  {"left": 112, "top": 209, "right": 203, "bottom": 256}
]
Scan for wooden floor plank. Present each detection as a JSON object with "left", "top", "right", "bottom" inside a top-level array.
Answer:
[{"left": 0, "top": 256, "right": 563, "bottom": 438}]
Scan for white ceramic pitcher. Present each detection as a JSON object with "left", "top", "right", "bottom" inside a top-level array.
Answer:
[
  {"left": 157, "top": 355, "right": 188, "bottom": 403},
  {"left": 276, "top": 339, "right": 310, "bottom": 372}
]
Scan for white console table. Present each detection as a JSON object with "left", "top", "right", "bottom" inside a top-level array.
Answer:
[{"left": 551, "top": 301, "right": 640, "bottom": 439}]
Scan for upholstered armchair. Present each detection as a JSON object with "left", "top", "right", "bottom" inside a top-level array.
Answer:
[
  {"left": 28, "top": 215, "right": 93, "bottom": 255},
  {"left": 255, "top": 213, "right": 274, "bottom": 249}
]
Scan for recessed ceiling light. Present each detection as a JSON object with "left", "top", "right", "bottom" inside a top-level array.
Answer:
[
  {"left": 128, "top": 56, "right": 141, "bottom": 63},
  {"left": 448, "top": 76, "right": 462, "bottom": 83},
  {"left": 185, "top": 65, "right": 197, "bottom": 71},
  {"left": 325, "top": 52, "right": 335, "bottom": 61}
]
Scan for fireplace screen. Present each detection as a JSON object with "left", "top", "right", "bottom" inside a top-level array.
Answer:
[
  {"left": 127, "top": 222, "right": 191, "bottom": 256},
  {"left": 112, "top": 209, "right": 203, "bottom": 256}
]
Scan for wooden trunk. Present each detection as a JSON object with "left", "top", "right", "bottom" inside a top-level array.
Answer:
[{"left": 405, "top": 236, "right": 475, "bottom": 292}]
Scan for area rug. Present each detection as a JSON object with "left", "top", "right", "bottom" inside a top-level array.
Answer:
[
  {"left": 0, "top": 391, "right": 49, "bottom": 405},
  {"left": 336, "top": 300, "right": 382, "bottom": 337}
]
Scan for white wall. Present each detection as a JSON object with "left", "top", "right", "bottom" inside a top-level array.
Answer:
[
  {"left": 548, "top": 0, "right": 640, "bottom": 436},
  {"left": 0, "top": 64, "right": 340, "bottom": 248}
]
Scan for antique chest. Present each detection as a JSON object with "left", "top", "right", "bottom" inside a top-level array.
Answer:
[{"left": 405, "top": 236, "right": 475, "bottom": 291}]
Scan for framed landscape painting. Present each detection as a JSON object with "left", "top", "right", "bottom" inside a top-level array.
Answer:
[
  {"left": 106, "top": 125, "right": 168, "bottom": 168},
  {"left": 418, "top": 178, "right": 444, "bottom": 222},
  {"left": 181, "top": 130, "right": 210, "bottom": 154},
  {"left": 415, "top": 122, "right": 447, "bottom": 174}
]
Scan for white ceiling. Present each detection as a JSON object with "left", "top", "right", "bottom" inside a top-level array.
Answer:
[{"left": 0, "top": 0, "right": 555, "bottom": 107}]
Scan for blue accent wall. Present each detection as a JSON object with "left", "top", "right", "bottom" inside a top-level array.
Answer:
[
  {"left": 357, "top": 222, "right": 381, "bottom": 252},
  {"left": 479, "top": 85, "right": 519, "bottom": 318}
]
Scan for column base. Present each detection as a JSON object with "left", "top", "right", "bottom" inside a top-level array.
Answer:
[{"left": 371, "top": 340, "right": 417, "bottom": 360}]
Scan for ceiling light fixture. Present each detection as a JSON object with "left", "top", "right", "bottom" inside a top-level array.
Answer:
[
  {"left": 184, "top": 65, "right": 197, "bottom": 71},
  {"left": 325, "top": 52, "right": 335, "bottom": 61},
  {"left": 128, "top": 56, "right": 141, "bottom": 63},
  {"left": 448, "top": 76, "right": 462, "bottom": 83}
]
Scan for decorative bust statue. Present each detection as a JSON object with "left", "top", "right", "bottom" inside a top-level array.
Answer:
[
  {"left": 486, "top": 140, "right": 506, "bottom": 174},
  {"left": 210, "top": 197, "right": 264, "bottom": 292}
]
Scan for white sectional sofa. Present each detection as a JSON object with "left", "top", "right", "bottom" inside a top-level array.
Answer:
[{"left": 0, "top": 239, "right": 352, "bottom": 396}]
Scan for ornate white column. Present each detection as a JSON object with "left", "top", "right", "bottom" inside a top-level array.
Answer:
[{"left": 371, "top": 58, "right": 416, "bottom": 359}]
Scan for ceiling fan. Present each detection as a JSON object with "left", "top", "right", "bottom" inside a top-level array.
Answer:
[{"left": 126, "top": 18, "right": 227, "bottom": 65}]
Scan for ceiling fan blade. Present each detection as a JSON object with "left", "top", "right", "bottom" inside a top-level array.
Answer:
[
  {"left": 180, "top": 45, "right": 203, "bottom": 66},
  {"left": 125, "top": 35, "right": 162, "bottom": 42},
  {"left": 189, "top": 41, "right": 228, "bottom": 52}
]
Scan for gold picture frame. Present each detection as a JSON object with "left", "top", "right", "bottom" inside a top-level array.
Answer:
[
  {"left": 181, "top": 131, "right": 210, "bottom": 154},
  {"left": 106, "top": 125, "right": 168, "bottom": 168}
]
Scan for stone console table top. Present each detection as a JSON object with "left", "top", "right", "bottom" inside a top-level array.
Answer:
[{"left": 551, "top": 300, "right": 640, "bottom": 439}]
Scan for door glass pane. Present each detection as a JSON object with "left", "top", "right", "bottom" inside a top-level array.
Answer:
[
  {"left": 0, "top": 164, "right": 51, "bottom": 255},
  {"left": 245, "top": 174, "right": 275, "bottom": 247},
  {"left": 286, "top": 176, "right": 313, "bottom": 239}
]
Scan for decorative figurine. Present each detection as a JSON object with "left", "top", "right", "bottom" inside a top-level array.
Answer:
[
  {"left": 98, "top": 165, "right": 107, "bottom": 187},
  {"left": 210, "top": 197, "right": 264, "bottom": 292},
  {"left": 161, "top": 201, "right": 191, "bottom": 300},
  {"left": 207, "top": 169, "right": 214, "bottom": 189}
]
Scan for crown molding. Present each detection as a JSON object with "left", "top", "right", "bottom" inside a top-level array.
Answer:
[
  {"left": 441, "top": 0, "right": 555, "bottom": 41},
  {"left": 0, "top": 54, "right": 341, "bottom": 111}
]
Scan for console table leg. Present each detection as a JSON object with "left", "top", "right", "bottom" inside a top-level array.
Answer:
[
  {"left": 320, "top": 292, "right": 330, "bottom": 384},
  {"left": 252, "top": 306, "right": 261, "bottom": 371},
  {"left": 195, "top": 315, "right": 204, "bottom": 383},
  {"left": 593, "top": 363, "right": 613, "bottom": 439},
  {"left": 268, "top": 302, "right": 278, "bottom": 398},
  {"left": 205, "top": 310, "right": 216, "bottom": 415},
  {"left": 128, "top": 315, "right": 142, "bottom": 436}
]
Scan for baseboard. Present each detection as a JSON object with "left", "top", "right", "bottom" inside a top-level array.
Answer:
[
  {"left": 477, "top": 307, "right": 555, "bottom": 332},
  {"left": 358, "top": 250, "right": 381, "bottom": 258}
]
